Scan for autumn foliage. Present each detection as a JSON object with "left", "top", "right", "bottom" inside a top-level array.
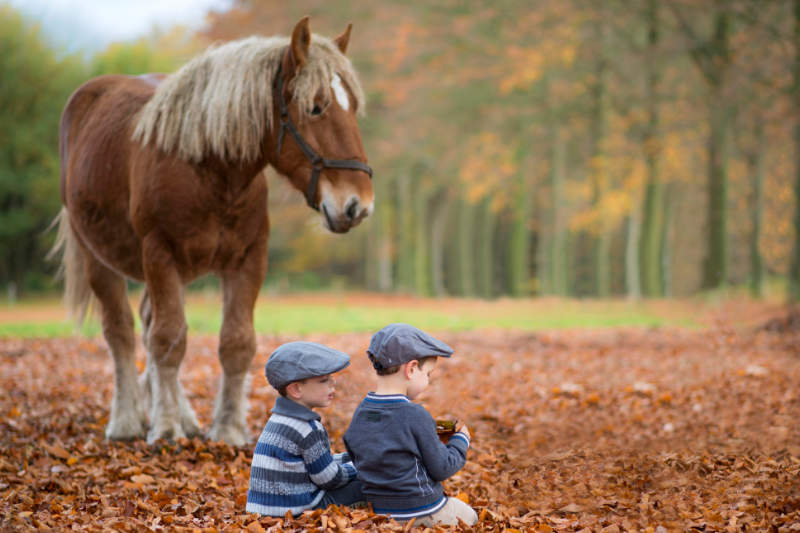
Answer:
[{"left": 2, "top": 303, "right": 799, "bottom": 530}]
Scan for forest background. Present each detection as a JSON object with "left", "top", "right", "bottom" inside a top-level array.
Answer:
[{"left": 3, "top": 0, "right": 800, "bottom": 303}]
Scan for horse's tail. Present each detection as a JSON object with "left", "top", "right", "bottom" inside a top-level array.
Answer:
[{"left": 47, "top": 208, "right": 93, "bottom": 327}]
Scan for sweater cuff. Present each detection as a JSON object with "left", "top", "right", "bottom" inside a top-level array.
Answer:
[
  {"left": 448, "top": 431, "right": 470, "bottom": 449},
  {"left": 342, "top": 462, "right": 357, "bottom": 481},
  {"left": 333, "top": 452, "right": 351, "bottom": 464}
]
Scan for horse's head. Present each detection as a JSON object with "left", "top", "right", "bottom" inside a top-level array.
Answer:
[{"left": 271, "top": 17, "right": 373, "bottom": 234}]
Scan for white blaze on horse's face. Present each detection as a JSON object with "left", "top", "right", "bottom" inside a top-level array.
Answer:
[
  {"left": 331, "top": 74, "right": 349, "bottom": 111},
  {"left": 315, "top": 73, "right": 372, "bottom": 233}
]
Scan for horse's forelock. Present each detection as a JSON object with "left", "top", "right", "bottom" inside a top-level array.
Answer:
[
  {"left": 132, "top": 34, "right": 364, "bottom": 163},
  {"left": 290, "top": 37, "right": 365, "bottom": 122}
]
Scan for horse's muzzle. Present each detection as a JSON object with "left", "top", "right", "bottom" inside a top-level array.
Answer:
[{"left": 321, "top": 197, "right": 371, "bottom": 233}]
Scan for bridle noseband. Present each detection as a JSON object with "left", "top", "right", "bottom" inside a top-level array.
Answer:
[{"left": 274, "top": 66, "right": 373, "bottom": 211}]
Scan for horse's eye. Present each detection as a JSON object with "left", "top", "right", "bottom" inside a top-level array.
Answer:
[{"left": 310, "top": 105, "right": 322, "bottom": 116}]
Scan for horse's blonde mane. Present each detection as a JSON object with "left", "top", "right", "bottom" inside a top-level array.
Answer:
[{"left": 132, "top": 35, "right": 365, "bottom": 163}]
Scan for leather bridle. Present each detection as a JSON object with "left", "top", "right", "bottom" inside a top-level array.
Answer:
[{"left": 274, "top": 65, "right": 373, "bottom": 211}]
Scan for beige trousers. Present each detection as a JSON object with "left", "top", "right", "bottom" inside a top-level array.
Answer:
[{"left": 413, "top": 497, "right": 479, "bottom": 527}]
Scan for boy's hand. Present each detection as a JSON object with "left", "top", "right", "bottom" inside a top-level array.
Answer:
[{"left": 456, "top": 421, "right": 470, "bottom": 440}]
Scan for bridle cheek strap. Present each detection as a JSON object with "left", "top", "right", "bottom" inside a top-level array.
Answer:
[{"left": 274, "top": 67, "right": 373, "bottom": 211}]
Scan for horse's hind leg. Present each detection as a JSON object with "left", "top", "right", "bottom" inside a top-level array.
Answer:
[
  {"left": 141, "top": 245, "right": 200, "bottom": 443},
  {"left": 137, "top": 292, "right": 153, "bottom": 418},
  {"left": 138, "top": 289, "right": 199, "bottom": 439},
  {"left": 207, "top": 243, "right": 266, "bottom": 445},
  {"left": 85, "top": 255, "right": 147, "bottom": 440}
]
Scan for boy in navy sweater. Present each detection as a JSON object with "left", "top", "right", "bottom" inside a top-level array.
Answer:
[
  {"left": 246, "top": 341, "right": 362, "bottom": 517},
  {"left": 343, "top": 324, "right": 478, "bottom": 526}
]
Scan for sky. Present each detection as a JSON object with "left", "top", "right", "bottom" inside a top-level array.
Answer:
[{"left": 7, "top": 0, "right": 234, "bottom": 52}]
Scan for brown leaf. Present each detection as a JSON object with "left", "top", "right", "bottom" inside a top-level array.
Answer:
[{"left": 41, "top": 442, "right": 70, "bottom": 460}]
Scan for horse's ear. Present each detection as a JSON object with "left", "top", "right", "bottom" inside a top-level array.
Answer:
[
  {"left": 334, "top": 23, "right": 352, "bottom": 55},
  {"left": 290, "top": 16, "right": 311, "bottom": 73}
]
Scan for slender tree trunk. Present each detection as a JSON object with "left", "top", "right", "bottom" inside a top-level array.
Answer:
[
  {"left": 538, "top": 77, "right": 566, "bottom": 296},
  {"left": 413, "top": 187, "right": 431, "bottom": 297},
  {"left": 639, "top": 0, "right": 664, "bottom": 297},
  {"left": 477, "top": 198, "right": 495, "bottom": 299},
  {"left": 396, "top": 172, "right": 414, "bottom": 292},
  {"left": 702, "top": 85, "right": 730, "bottom": 290},
  {"left": 747, "top": 119, "right": 765, "bottom": 298},
  {"left": 591, "top": 9, "right": 611, "bottom": 297},
  {"left": 365, "top": 198, "right": 379, "bottom": 290},
  {"left": 366, "top": 167, "right": 393, "bottom": 291},
  {"left": 661, "top": 183, "right": 674, "bottom": 297},
  {"left": 626, "top": 208, "right": 642, "bottom": 300},
  {"left": 430, "top": 191, "right": 451, "bottom": 297},
  {"left": 791, "top": 0, "right": 800, "bottom": 301},
  {"left": 550, "top": 127, "right": 568, "bottom": 296},
  {"left": 508, "top": 168, "right": 530, "bottom": 297},
  {"left": 456, "top": 198, "right": 476, "bottom": 297}
]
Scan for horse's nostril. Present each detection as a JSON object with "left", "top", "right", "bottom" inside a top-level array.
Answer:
[{"left": 346, "top": 199, "right": 359, "bottom": 221}]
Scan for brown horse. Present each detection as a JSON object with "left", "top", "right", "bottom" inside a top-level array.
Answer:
[{"left": 50, "top": 17, "right": 373, "bottom": 445}]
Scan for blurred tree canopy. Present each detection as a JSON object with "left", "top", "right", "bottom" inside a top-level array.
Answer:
[
  {"left": 0, "top": 5, "right": 85, "bottom": 294},
  {"left": 1, "top": 0, "right": 799, "bottom": 301}
]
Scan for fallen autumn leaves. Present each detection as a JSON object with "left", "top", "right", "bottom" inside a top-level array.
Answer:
[{"left": 1, "top": 311, "right": 799, "bottom": 531}]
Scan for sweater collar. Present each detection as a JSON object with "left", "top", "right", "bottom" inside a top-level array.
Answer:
[
  {"left": 272, "top": 396, "right": 321, "bottom": 421},
  {"left": 365, "top": 392, "right": 411, "bottom": 404}
]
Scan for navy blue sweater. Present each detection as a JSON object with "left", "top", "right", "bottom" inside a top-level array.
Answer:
[{"left": 343, "top": 393, "right": 470, "bottom": 519}]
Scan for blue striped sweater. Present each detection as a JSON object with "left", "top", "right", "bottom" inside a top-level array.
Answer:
[{"left": 246, "top": 397, "right": 357, "bottom": 517}]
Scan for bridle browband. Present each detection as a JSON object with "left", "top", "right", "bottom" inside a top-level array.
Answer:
[{"left": 274, "top": 65, "right": 373, "bottom": 211}]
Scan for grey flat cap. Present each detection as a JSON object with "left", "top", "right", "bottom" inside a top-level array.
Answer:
[
  {"left": 265, "top": 341, "right": 350, "bottom": 390},
  {"left": 367, "top": 323, "right": 453, "bottom": 371}
]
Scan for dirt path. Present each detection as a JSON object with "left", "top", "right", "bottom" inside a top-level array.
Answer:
[{"left": 1, "top": 313, "right": 798, "bottom": 531}]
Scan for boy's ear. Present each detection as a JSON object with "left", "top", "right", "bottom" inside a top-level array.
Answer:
[
  {"left": 286, "top": 381, "right": 303, "bottom": 400},
  {"left": 403, "top": 360, "right": 419, "bottom": 380}
]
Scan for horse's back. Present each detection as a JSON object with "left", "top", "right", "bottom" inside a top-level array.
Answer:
[
  {"left": 60, "top": 74, "right": 162, "bottom": 280},
  {"left": 59, "top": 74, "right": 162, "bottom": 198}
]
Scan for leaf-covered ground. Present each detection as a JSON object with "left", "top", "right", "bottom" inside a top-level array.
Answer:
[{"left": 2, "top": 306, "right": 799, "bottom": 531}]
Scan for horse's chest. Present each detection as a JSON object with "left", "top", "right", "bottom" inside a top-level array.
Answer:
[{"left": 187, "top": 209, "right": 263, "bottom": 272}]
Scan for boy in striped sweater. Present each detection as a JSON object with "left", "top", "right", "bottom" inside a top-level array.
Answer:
[
  {"left": 245, "top": 341, "right": 362, "bottom": 517},
  {"left": 344, "top": 324, "right": 478, "bottom": 526}
]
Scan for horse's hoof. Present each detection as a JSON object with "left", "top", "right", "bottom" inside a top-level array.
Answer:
[
  {"left": 105, "top": 417, "right": 147, "bottom": 441},
  {"left": 146, "top": 425, "right": 186, "bottom": 445},
  {"left": 181, "top": 420, "right": 202, "bottom": 439},
  {"left": 207, "top": 424, "right": 249, "bottom": 447}
]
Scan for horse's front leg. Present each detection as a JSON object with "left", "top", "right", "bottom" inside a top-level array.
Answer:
[
  {"left": 207, "top": 243, "right": 266, "bottom": 446},
  {"left": 142, "top": 242, "right": 200, "bottom": 444}
]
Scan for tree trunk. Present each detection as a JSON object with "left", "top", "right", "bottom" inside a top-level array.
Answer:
[
  {"left": 702, "top": 87, "right": 730, "bottom": 290},
  {"left": 477, "top": 198, "right": 495, "bottom": 299},
  {"left": 791, "top": 0, "right": 800, "bottom": 302},
  {"left": 396, "top": 172, "right": 415, "bottom": 292},
  {"left": 700, "top": 4, "right": 732, "bottom": 290},
  {"left": 661, "top": 183, "right": 674, "bottom": 297},
  {"left": 672, "top": 0, "right": 733, "bottom": 291},
  {"left": 591, "top": 8, "right": 611, "bottom": 297},
  {"left": 413, "top": 182, "right": 431, "bottom": 296},
  {"left": 747, "top": 119, "right": 765, "bottom": 298},
  {"left": 430, "top": 191, "right": 451, "bottom": 297},
  {"left": 639, "top": 0, "right": 664, "bottom": 297},
  {"left": 456, "top": 198, "right": 476, "bottom": 297},
  {"left": 366, "top": 167, "right": 393, "bottom": 291},
  {"left": 626, "top": 209, "right": 642, "bottom": 301},
  {"left": 508, "top": 169, "right": 531, "bottom": 297},
  {"left": 550, "top": 127, "right": 568, "bottom": 296}
]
